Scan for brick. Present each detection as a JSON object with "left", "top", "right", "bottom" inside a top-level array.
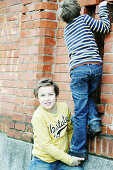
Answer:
[
  {"left": 104, "top": 43, "right": 113, "bottom": 53},
  {"left": 108, "top": 138, "right": 113, "bottom": 158},
  {"left": 57, "top": 39, "right": 65, "bottom": 47},
  {"left": 7, "top": 129, "right": 14, "bottom": 138},
  {"left": 54, "top": 64, "right": 68, "bottom": 73},
  {"left": 35, "top": 20, "right": 57, "bottom": 29},
  {"left": 32, "top": 11, "right": 56, "bottom": 20},
  {"left": 101, "top": 114, "right": 112, "bottom": 125},
  {"left": 106, "top": 105, "right": 113, "bottom": 114},
  {"left": 22, "top": 0, "right": 32, "bottom": 5},
  {"left": 101, "top": 125, "right": 107, "bottom": 134},
  {"left": 102, "top": 75, "right": 113, "bottom": 84},
  {"left": 66, "top": 100, "right": 74, "bottom": 113},
  {"left": 96, "top": 136, "right": 102, "bottom": 155},
  {"left": 58, "top": 82, "right": 69, "bottom": 91},
  {"left": 22, "top": 72, "right": 31, "bottom": 80},
  {"left": 21, "top": 132, "right": 33, "bottom": 142},
  {"left": 20, "top": 30, "right": 29, "bottom": 38},
  {"left": 39, "top": 46, "right": 53, "bottom": 55},
  {"left": 102, "top": 137, "right": 108, "bottom": 156},
  {"left": 9, "top": 120, "right": 15, "bottom": 129},
  {"left": 56, "top": 47, "right": 68, "bottom": 55},
  {"left": 103, "top": 54, "right": 113, "bottom": 63},
  {"left": 29, "top": 28, "right": 55, "bottom": 38},
  {"left": 7, "top": 13, "right": 20, "bottom": 21},
  {"left": 47, "top": 0, "right": 57, "bottom": 2},
  {"left": 0, "top": 1, "right": 7, "bottom": 9},
  {"left": 27, "top": 81, "right": 37, "bottom": 89},
  {"left": 35, "top": 73, "right": 53, "bottom": 81},
  {"left": 56, "top": 30, "right": 61, "bottom": 38},
  {"left": 25, "top": 98, "right": 35, "bottom": 106},
  {"left": 105, "top": 32, "right": 113, "bottom": 43},
  {"left": 15, "top": 122, "right": 25, "bottom": 131},
  {"left": 28, "top": 37, "right": 56, "bottom": 46},
  {"left": 26, "top": 124, "right": 33, "bottom": 133},
  {"left": 7, "top": 128, "right": 21, "bottom": 140},
  {"left": 0, "top": 121, "right": 2, "bottom": 131},
  {"left": 111, "top": 23, "right": 113, "bottom": 32},
  {"left": 14, "top": 105, "right": 34, "bottom": 115},
  {"left": 89, "top": 137, "right": 96, "bottom": 153},
  {"left": 0, "top": 16, "right": 5, "bottom": 22},
  {"left": 78, "top": 0, "right": 100, "bottom": 6},
  {"left": 101, "top": 84, "right": 112, "bottom": 94},
  {"left": 101, "top": 94, "right": 113, "bottom": 104},
  {"left": 7, "top": 0, "right": 22, "bottom": 6},
  {"left": 53, "top": 73, "right": 71, "bottom": 82},
  {"left": 16, "top": 81, "right": 26, "bottom": 88},
  {"left": 21, "top": 14, "right": 32, "bottom": 22},
  {"left": 19, "top": 47, "right": 29, "bottom": 55},
  {"left": 24, "top": 115, "right": 32, "bottom": 123},
  {"left": 27, "top": 3, "right": 35, "bottom": 12},
  {"left": 58, "top": 91, "right": 72, "bottom": 101},
  {"left": 27, "top": 63, "right": 52, "bottom": 72},
  {"left": 35, "top": 2, "right": 58, "bottom": 11},
  {"left": 18, "top": 63, "right": 28, "bottom": 71},
  {"left": 12, "top": 113, "right": 24, "bottom": 121},
  {"left": 22, "top": 6, "right": 28, "bottom": 14},
  {"left": 32, "top": 55, "right": 54, "bottom": 64},
  {"left": 58, "top": 21, "right": 66, "bottom": 29},
  {"left": 102, "top": 64, "right": 113, "bottom": 74},
  {"left": 107, "top": 125, "right": 113, "bottom": 135}
]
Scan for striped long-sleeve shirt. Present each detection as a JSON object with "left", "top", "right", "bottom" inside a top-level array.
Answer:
[{"left": 64, "top": 5, "right": 110, "bottom": 71}]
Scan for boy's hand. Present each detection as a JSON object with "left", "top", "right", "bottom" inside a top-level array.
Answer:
[
  {"left": 99, "top": 1, "right": 107, "bottom": 7},
  {"left": 70, "top": 156, "right": 85, "bottom": 167}
]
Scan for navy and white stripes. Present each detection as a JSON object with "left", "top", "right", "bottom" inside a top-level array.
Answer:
[{"left": 64, "top": 5, "right": 110, "bottom": 70}]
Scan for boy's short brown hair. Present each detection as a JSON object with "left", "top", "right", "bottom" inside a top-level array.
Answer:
[
  {"left": 58, "top": 0, "right": 81, "bottom": 23},
  {"left": 34, "top": 78, "right": 59, "bottom": 98}
]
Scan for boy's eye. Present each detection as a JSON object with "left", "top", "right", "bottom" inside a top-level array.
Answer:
[
  {"left": 49, "top": 93, "right": 54, "bottom": 96},
  {"left": 41, "top": 94, "right": 45, "bottom": 97}
]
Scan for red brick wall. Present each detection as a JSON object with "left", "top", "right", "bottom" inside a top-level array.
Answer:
[
  {"left": 0, "top": 0, "right": 113, "bottom": 159},
  {"left": 0, "top": 0, "right": 22, "bottom": 134}
]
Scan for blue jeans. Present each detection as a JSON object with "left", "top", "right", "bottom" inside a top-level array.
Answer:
[
  {"left": 28, "top": 156, "right": 83, "bottom": 170},
  {"left": 70, "top": 64, "right": 102, "bottom": 153}
]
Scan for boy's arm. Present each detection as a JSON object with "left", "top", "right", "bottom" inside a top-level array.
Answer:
[{"left": 84, "top": 2, "right": 110, "bottom": 34}]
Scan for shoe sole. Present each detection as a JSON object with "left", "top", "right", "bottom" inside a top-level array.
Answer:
[{"left": 87, "top": 130, "right": 101, "bottom": 136}]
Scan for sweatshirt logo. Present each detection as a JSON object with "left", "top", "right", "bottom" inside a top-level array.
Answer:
[{"left": 49, "top": 115, "right": 68, "bottom": 138}]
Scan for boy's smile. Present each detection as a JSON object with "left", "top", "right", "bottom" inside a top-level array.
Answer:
[{"left": 38, "top": 86, "right": 57, "bottom": 113}]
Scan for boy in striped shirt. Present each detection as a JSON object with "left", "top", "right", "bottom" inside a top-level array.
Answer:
[{"left": 58, "top": 0, "right": 110, "bottom": 160}]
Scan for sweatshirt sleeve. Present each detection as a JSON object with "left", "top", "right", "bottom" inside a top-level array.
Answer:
[
  {"left": 84, "top": 5, "right": 110, "bottom": 34},
  {"left": 32, "top": 116, "right": 73, "bottom": 166}
]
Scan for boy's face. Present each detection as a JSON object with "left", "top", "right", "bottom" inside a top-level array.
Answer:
[{"left": 38, "top": 85, "right": 57, "bottom": 113}]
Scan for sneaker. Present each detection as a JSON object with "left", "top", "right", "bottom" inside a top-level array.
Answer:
[
  {"left": 69, "top": 151, "right": 88, "bottom": 160},
  {"left": 88, "top": 120, "right": 101, "bottom": 136}
]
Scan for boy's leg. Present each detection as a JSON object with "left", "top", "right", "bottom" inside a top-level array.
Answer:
[
  {"left": 70, "top": 65, "right": 89, "bottom": 157},
  {"left": 87, "top": 64, "right": 102, "bottom": 135},
  {"left": 28, "top": 156, "right": 56, "bottom": 170},
  {"left": 57, "top": 161, "right": 83, "bottom": 170}
]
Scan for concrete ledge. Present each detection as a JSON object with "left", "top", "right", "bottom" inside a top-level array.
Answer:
[
  {"left": 0, "top": 133, "right": 32, "bottom": 170},
  {"left": 0, "top": 133, "right": 113, "bottom": 170},
  {"left": 83, "top": 154, "right": 113, "bottom": 170}
]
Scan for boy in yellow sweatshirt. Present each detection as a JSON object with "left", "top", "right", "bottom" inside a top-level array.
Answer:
[{"left": 28, "top": 78, "right": 84, "bottom": 170}]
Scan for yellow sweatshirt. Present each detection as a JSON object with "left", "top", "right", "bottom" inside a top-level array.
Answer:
[{"left": 31, "top": 102, "right": 73, "bottom": 166}]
